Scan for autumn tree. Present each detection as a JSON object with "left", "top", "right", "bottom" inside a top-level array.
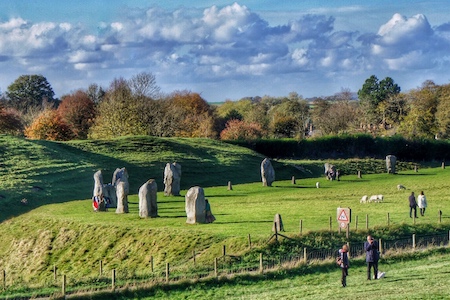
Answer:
[
  {"left": 398, "top": 81, "right": 439, "bottom": 139},
  {"left": 0, "top": 103, "right": 23, "bottom": 135},
  {"left": 57, "top": 90, "right": 96, "bottom": 139},
  {"left": 220, "top": 119, "right": 264, "bottom": 140},
  {"left": 89, "top": 78, "right": 148, "bottom": 139},
  {"left": 166, "top": 91, "right": 216, "bottom": 138},
  {"left": 24, "top": 109, "right": 73, "bottom": 141},
  {"left": 436, "top": 83, "right": 450, "bottom": 139}
]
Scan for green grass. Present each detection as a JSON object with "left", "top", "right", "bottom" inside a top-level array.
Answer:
[{"left": 1, "top": 134, "right": 450, "bottom": 298}]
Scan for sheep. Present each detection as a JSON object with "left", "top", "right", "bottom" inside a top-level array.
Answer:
[
  {"left": 316, "top": 182, "right": 320, "bottom": 188},
  {"left": 369, "top": 195, "right": 378, "bottom": 202},
  {"left": 360, "top": 195, "right": 368, "bottom": 203},
  {"left": 375, "top": 194, "right": 384, "bottom": 202},
  {"left": 397, "top": 184, "right": 406, "bottom": 190}
]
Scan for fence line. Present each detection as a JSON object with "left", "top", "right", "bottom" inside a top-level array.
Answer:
[{"left": 1, "top": 230, "right": 449, "bottom": 297}]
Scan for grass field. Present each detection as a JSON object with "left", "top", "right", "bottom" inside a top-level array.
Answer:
[{"left": 1, "top": 135, "right": 450, "bottom": 299}]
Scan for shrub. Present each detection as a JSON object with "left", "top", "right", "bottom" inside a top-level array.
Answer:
[{"left": 24, "top": 109, "right": 73, "bottom": 141}]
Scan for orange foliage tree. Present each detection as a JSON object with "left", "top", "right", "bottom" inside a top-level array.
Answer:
[
  {"left": 57, "top": 90, "right": 96, "bottom": 139},
  {"left": 24, "top": 109, "right": 73, "bottom": 141},
  {"left": 220, "top": 119, "right": 264, "bottom": 141},
  {"left": 168, "top": 91, "right": 217, "bottom": 138}
]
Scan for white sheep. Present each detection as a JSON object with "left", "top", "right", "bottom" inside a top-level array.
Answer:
[
  {"left": 369, "top": 195, "right": 378, "bottom": 202},
  {"left": 316, "top": 182, "right": 320, "bottom": 188},
  {"left": 360, "top": 195, "right": 368, "bottom": 203}
]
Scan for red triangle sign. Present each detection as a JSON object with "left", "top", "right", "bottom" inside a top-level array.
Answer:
[{"left": 338, "top": 210, "right": 348, "bottom": 222}]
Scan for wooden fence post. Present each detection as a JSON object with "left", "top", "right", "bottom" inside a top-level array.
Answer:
[
  {"left": 299, "top": 219, "right": 303, "bottom": 235},
  {"left": 379, "top": 238, "right": 383, "bottom": 254},
  {"left": 112, "top": 269, "right": 116, "bottom": 290},
  {"left": 150, "top": 256, "right": 154, "bottom": 273},
  {"left": 355, "top": 215, "right": 358, "bottom": 231},
  {"left": 214, "top": 258, "right": 218, "bottom": 277},
  {"left": 259, "top": 253, "right": 263, "bottom": 274},
  {"left": 222, "top": 245, "right": 226, "bottom": 256},
  {"left": 412, "top": 234, "right": 416, "bottom": 249},
  {"left": 99, "top": 260, "right": 103, "bottom": 277},
  {"left": 53, "top": 265, "right": 57, "bottom": 281},
  {"left": 166, "top": 263, "right": 170, "bottom": 283},
  {"left": 346, "top": 223, "right": 350, "bottom": 239},
  {"left": 193, "top": 250, "right": 196, "bottom": 266},
  {"left": 387, "top": 213, "right": 390, "bottom": 226},
  {"left": 248, "top": 234, "right": 252, "bottom": 249},
  {"left": 366, "top": 214, "right": 369, "bottom": 230},
  {"left": 62, "top": 275, "right": 66, "bottom": 296},
  {"left": 303, "top": 248, "right": 307, "bottom": 264},
  {"left": 439, "top": 210, "right": 442, "bottom": 223},
  {"left": 329, "top": 216, "right": 332, "bottom": 231}
]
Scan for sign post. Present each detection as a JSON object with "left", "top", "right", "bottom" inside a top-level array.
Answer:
[{"left": 337, "top": 207, "right": 351, "bottom": 234}]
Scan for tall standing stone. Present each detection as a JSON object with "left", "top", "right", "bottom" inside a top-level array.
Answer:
[
  {"left": 272, "top": 213, "right": 284, "bottom": 232},
  {"left": 185, "top": 186, "right": 206, "bottom": 224},
  {"left": 261, "top": 158, "right": 275, "bottom": 186},
  {"left": 164, "top": 162, "right": 181, "bottom": 196},
  {"left": 102, "top": 183, "right": 117, "bottom": 208},
  {"left": 93, "top": 170, "right": 104, "bottom": 197},
  {"left": 139, "top": 179, "right": 158, "bottom": 218},
  {"left": 386, "top": 155, "right": 397, "bottom": 174},
  {"left": 115, "top": 180, "right": 129, "bottom": 214},
  {"left": 112, "top": 167, "right": 129, "bottom": 194}
]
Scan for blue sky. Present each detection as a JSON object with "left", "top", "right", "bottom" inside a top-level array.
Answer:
[{"left": 1, "top": 1, "right": 449, "bottom": 102}]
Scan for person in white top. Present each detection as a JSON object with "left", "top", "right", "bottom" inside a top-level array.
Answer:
[{"left": 417, "top": 191, "right": 427, "bottom": 216}]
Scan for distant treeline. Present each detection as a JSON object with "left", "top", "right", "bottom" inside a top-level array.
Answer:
[{"left": 227, "top": 135, "right": 450, "bottom": 161}]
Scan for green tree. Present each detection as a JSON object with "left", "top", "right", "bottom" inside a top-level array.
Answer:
[
  {"left": 358, "top": 75, "right": 400, "bottom": 126},
  {"left": 6, "top": 75, "right": 56, "bottom": 111},
  {"left": 435, "top": 83, "right": 450, "bottom": 139}
]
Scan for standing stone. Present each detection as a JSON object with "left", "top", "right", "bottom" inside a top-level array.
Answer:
[
  {"left": 93, "top": 170, "right": 104, "bottom": 198},
  {"left": 261, "top": 158, "right": 275, "bottom": 187},
  {"left": 185, "top": 186, "right": 206, "bottom": 224},
  {"left": 164, "top": 162, "right": 182, "bottom": 196},
  {"left": 139, "top": 179, "right": 158, "bottom": 218},
  {"left": 102, "top": 183, "right": 118, "bottom": 208},
  {"left": 324, "top": 163, "right": 336, "bottom": 180},
  {"left": 386, "top": 155, "right": 397, "bottom": 174},
  {"left": 112, "top": 167, "right": 129, "bottom": 194},
  {"left": 115, "top": 180, "right": 129, "bottom": 214},
  {"left": 272, "top": 213, "right": 284, "bottom": 232}
]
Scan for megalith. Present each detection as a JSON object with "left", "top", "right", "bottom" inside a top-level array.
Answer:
[
  {"left": 115, "top": 180, "right": 129, "bottom": 214},
  {"left": 102, "top": 183, "right": 117, "bottom": 208},
  {"left": 93, "top": 170, "right": 104, "bottom": 197},
  {"left": 272, "top": 213, "right": 284, "bottom": 232},
  {"left": 139, "top": 179, "right": 158, "bottom": 218},
  {"left": 185, "top": 186, "right": 206, "bottom": 224},
  {"left": 386, "top": 155, "right": 397, "bottom": 174},
  {"left": 261, "top": 158, "right": 275, "bottom": 186},
  {"left": 164, "top": 162, "right": 182, "bottom": 196},
  {"left": 112, "top": 167, "right": 129, "bottom": 194},
  {"left": 324, "top": 163, "right": 337, "bottom": 180}
]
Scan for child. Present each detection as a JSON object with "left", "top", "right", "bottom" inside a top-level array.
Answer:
[{"left": 338, "top": 244, "right": 349, "bottom": 287}]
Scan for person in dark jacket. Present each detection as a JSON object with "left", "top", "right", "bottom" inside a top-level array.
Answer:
[
  {"left": 338, "top": 244, "right": 349, "bottom": 287},
  {"left": 364, "top": 235, "right": 379, "bottom": 280},
  {"left": 409, "top": 192, "right": 418, "bottom": 218}
]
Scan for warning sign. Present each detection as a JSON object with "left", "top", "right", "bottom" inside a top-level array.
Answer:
[{"left": 337, "top": 207, "right": 351, "bottom": 224}]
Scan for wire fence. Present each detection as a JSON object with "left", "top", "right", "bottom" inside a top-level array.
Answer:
[{"left": 1, "top": 230, "right": 449, "bottom": 298}]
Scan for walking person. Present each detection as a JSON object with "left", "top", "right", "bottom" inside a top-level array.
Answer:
[
  {"left": 364, "top": 235, "right": 379, "bottom": 280},
  {"left": 338, "top": 244, "right": 349, "bottom": 287},
  {"left": 417, "top": 191, "right": 427, "bottom": 216},
  {"left": 409, "top": 192, "right": 418, "bottom": 218}
]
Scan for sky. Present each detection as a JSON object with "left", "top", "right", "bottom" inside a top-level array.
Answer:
[{"left": 0, "top": 1, "right": 449, "bottom": 102}]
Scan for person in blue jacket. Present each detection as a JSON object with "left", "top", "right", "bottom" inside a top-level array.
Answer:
[{"left": 364, "top": 235, "right": 379, "bottom": 280}]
